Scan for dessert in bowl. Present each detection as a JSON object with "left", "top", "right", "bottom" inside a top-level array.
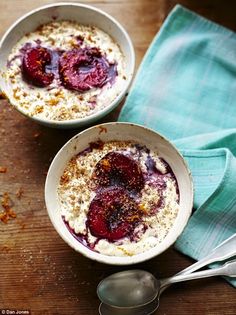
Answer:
[
  {"left": 45, "top": 123, "right": 193, "bottom": 265},
  {"left": 0, "top": 3, "right": 134, "bottom": 128}
]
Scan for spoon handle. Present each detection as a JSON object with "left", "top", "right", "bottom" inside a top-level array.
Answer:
[
  {"left": 177, "top": 233, "right": 236, "bottom": 275},
  {"left": 160, "top": 259, "right": 236, "bottom": 287},
  {"left": 159, "top": 233, "right": 236, "bottom": 293}
]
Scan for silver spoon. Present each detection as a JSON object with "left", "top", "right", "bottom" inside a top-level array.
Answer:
[
  {"left": 98, "top": 233, "right": 236, "bottom": 314},
  {"left": 98, "top": 259, "right": 236, "bottom": 314}
]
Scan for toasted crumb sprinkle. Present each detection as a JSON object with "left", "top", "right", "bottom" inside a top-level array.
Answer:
[
  {"left": 13, "top": 88, "right": 20, "bottom": 100},
  {"left": 86, "top": 34, "right": 96, "bottom": 43},
  {"left": 34, "top": 105, "right": 44, "bottom": 114},
  {"left": 46, "top": 98, "right": 59, "bottom": 106},
  {"left": 60, "top": 171, "right": 71, "bottom": 185},
  {"left": 0, "top": 91, "right": 7, "bottom": 99},
  {"left": 68, "top": 39, "right": 79, "bottom": 48},
  {"left": 54, "top": 90, "right": 64, "bottom": 98},
  {"left": 16, "top": 187, "right": 24, "bottom": 199},
  {"left": 0, "top": 167, "right": 7, "bottom": 173},
  {"left": 49, "top": 37, "right": 56, "bottom": 45},
  {"left": 1, "top": 245, "right": 11, "bottom": 253},
  {"left": 0, "top": 192, "right": 17, "bottom": 224}
]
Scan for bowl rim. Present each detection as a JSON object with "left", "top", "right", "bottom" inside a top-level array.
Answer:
[
  {"left": 0, "top": 2, "right": 135, "bottom": 127},
  {"left": 45, "top": 122, "right": 194, "bottom": 265}
]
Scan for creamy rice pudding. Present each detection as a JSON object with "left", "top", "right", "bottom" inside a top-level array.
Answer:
[
  {"left": 58, "top": 140, "right": 180, "bottom": 257},
  {"left": 5, "top": 21, "right": 126, "bottom": 121}
]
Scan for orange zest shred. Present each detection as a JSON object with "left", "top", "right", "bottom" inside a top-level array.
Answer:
[
  {"left": 117, "top": 247, "right": 134, "bottom": 256},
  {"left": 139, "top": 203, "right": 148, "bottom": 214},
  {"left": 127, "top": 212, "right": 141, "bottom": 223},
  {"left": 100, "top": 159, "right": 111, "bottom": 170}
]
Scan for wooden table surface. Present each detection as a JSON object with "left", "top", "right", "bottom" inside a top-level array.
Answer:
[{"left": 0, "top": 1, "right": 236, "bottom": 314}]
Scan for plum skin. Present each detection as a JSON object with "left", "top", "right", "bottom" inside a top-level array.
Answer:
[
  {"left": 92, "top": 152, "right": 145, "bottom": 193},
  {"left": 59, "top": 47, "right": 113, "bottom": 92},
  {"left": 22, "top": 47, "right": 54, "bottom": 87},
  {"left": 87, "top": 187, "right": 142, "bottom": 241}
]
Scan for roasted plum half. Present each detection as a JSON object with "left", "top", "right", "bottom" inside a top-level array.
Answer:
[
  {"left": 92, "top": 152, "right": 144, "bottom": 193},
  {"left": 22, "top": 47, "right": 54, "bottom": 87},
  {"left": 59, "top": 47, "right": 117, "bottom": 92},
  {"left": 87, "top": 187, "right": 142, "bottom": 241}
]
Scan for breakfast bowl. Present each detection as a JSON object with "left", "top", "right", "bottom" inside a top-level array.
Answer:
[
  {"left": 0, "top": 3, "right": 135, "bottom": 128},
  {"left": 45, "top": 122, "right": 193, "bottom": 265}
]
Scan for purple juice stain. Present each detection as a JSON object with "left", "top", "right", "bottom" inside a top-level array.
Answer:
[
  {"left": 45, "top": 50, "right": 60, "bottom": 77},
  {"left": 7, "top": 42, "right": 34, "bottom": 68},
  {"left": 107, "top": 62, "right": 118, "bottom": 85},
  {"left": 145, "top": 155, "right": 161, "bottom": 175},
  {"left": 76, "top": 35, "right": 84, "bottom": 46},
  {"left": 77, "top": 146, "right": 93, "bottom": 157},
  {"left": 75, "top": 140, "right": 104, "bottom": 158},
  {"left": 135, "top": 143, "right": 150, "bottom": 154},
  {"left": 129, "top": 223, "right": 148, "bottom": 242},
  {"left": 19, "top": 42, "right": 34, "bottom": 54},
  {"left": 62, "top": 216, "right": 99, "bottom": 251},
  {"left": 134, "top": 143, "right": 149, "bottom": 159},
  {"left": 34, "top": 39, "right": 42, "bottom": 45},
  {"left": 159, "top": 157, "right": 172, "bottom": 174},
  {"left": 143, "top": 149, "right": 179, "bottom": 214},
  {"left": 7, "top": 54, "right": 20, "bottom": 68}
]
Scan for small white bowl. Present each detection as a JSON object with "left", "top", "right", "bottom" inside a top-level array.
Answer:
[
  {"left": 0, "top": 2, "right": 135, "bottom": 128},
  {"left": 45, "top": 122, "right": 193, "bottom": 265}
]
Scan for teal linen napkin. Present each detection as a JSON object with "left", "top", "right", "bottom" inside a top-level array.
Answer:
[{"left": 119, "top": 5, "right": 236, "bottom": 286}]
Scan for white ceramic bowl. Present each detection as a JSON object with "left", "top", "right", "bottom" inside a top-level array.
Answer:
[
  {"left": 0, "top": 2, "right": 135, "bottom": 128},
  {"left": 45, "top": 122, "right": 193, "bottom": 265}
]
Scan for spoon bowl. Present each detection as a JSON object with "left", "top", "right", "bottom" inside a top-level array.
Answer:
[{"left": 97, "top": 270, "right": 160, "bottom": 308}]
